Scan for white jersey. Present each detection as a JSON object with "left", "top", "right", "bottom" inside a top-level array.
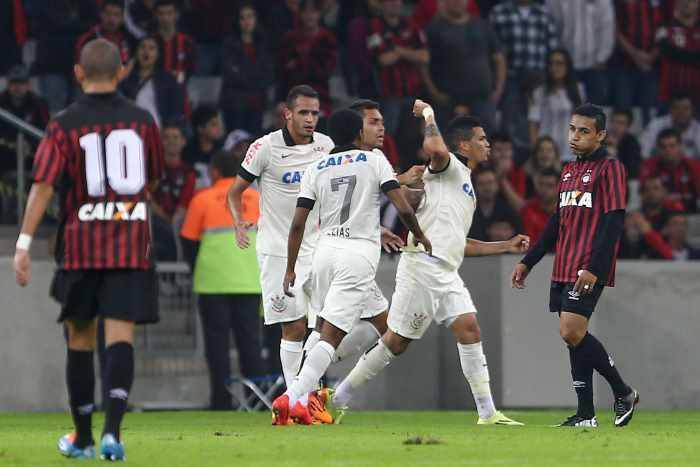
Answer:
[
  {"left": 405, "top": 153, "right": 476, "bottom": 270},
  {"left": 241, "top": 128, "right": 334, "bottom": 257},
  {"left": 298, "top": 147, "right": 398, "bottom": 265}
]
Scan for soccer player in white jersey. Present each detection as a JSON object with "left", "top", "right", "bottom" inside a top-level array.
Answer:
[
  {"left": 331, "top": 100, "right": 529, "bottom": 426},
  {"left": 227, "top": 85, "right": 334, "bottom": 390},
  {"left": 270, "top": 109, "right": 431, "bottom": 425}
]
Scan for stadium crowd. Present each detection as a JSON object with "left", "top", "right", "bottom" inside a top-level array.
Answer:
[{"left": 1, "top": 0, "right": 700, "bottom": 261}]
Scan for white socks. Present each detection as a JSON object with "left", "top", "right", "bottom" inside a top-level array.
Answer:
[
  {"left": 279, "top": 339, "right": 304, "bottom": 389},
  {"left": 334, "top": 321, "right": 381, "bottom": 363},
  {"left": 334, "top": 340, "right": 395, "bottom": 408},
  {"left": 287, "top": 341, "right": 335, "bottom": 406},
  {"left": 458, "top": 342, "right": 496, "bottom": 420}
]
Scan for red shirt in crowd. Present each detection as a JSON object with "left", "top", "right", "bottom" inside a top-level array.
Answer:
[
  {"left": 74, "top": 26, "right": 134, "bottom": 64},
  {"left": 640, "top": 155, "right": 700, "bottom": 213},
  {"left": 411, "top": 0, "right": 481, "bottom": 30},
  {"left": 520, "top": 197, "right": 554, "bottom": 246},
  {"left": 157, "top": 32, "right": 196, "bottom": 84},
  {"left": 154, "top": 162, "right": 197, "bottom": 218},
  {"left": 613, "top": 0, "right": 665, "bottom": 68},
  {"left": 656, "top": 18, "right": 700, "bottom": 106},
  {"left": 367, "top": 17, "right": 428, "bottom": 98},
  {"left": 507, "top": 166, "right": 527, "bottom": 197}
]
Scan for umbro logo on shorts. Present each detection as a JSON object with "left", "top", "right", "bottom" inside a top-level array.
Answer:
[{"left": 567, "top": 290, "right": 581, "bottom": 301}]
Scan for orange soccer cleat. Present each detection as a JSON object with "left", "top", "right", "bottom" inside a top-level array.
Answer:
[
  {"left": 271, "top": 394, "right": 291, "bottom": 426},
  {"left": 290, "top": 400, "right": 314, "bottom": 425},
  {"left": 308, "top": 389, "right": 334, "bottom": 424}
]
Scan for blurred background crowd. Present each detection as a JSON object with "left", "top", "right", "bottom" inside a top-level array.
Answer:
[{"left": 1, "top": 0, "right": 700, "bottom": 261}]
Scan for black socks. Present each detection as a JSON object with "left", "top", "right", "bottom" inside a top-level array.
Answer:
[
  {"left": 102, "top": 342, "right": 134, "bottom": 441},
  {"left": 67, "top": 349, "right": 95, "bottom": 448}
]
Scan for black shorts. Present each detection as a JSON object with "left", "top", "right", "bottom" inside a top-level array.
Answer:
[
  {"left": 549, "top": 281, "right": 604, "bottom": 319},
  {"left": 51, "top": 269, "right": 159, "bottom": 324}
]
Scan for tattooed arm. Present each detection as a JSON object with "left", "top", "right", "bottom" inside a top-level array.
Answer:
[{"left": 412, "top": 99, "right": 450, "bottom": 172}]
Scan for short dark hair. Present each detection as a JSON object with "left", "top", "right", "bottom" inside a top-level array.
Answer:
[
  {"left": 537, "top": 168, "right": 560, "bottom": 180},
  {"left": 490, "top": 132, "right": 512, "bottom": 145},
  {"left": 161, "top": 120, "right": 186, "bottom": 136},
  {"left": 444, "top": 116, "right": 482, "bottom": 152},
  {"left": 349, "top": 99, "right": 380, "bottom": 114},
  {"left": 657, "top": 127, "right": 681, "bottom": 144},
  {"left": 612, "top": 107, "right": 634, "bottom": 124},
  {"left": 286, "top": 85, "right": 319, "bottom": 109},
  {"left": 191, "top": 105, "right": 219, "bottom": 130},
  {"left": 211, "top": 149, "right": 241, "bottom": 178},
  {"left": 573, "top": 103, "right": 606, "bottom": 132},
  {"left": 670, "top": 91, "right": 693, "bottom": 105},
  {"left": 155, "top": 0, "right": 179, "bottom": 9},
  {"left": 79, "top": 38, "right": 122, "bottom": 80},
  {"left": 102, "top": 0, "right": 124, "bottom": 10},
  {"left": 328, "top": 109, "right": 363, "bottom": 146}
]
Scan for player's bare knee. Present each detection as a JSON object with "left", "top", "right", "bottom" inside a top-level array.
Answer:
[
  {"left": 320, "top": 321, "right": 346, "bottom": 348},
  {"left": 382, "top": 331, "right": 410, "bottom": 355},
  {"left": 281, "top": 318, "right": 307, "bottom": 341},
  {"left": 104, "top": 318, "right": 135, "bottom": 346},
  {"left": 559, "top": 324, "right": 585, "bottom": 347},
  {"left": 65, "top": 320, "right": 97, "bottom": 351},
  {"left": 451, "top": 314, "right": 481, "bottom": 344},
  {"left": 367, "top": 312, "right": 388, "bottom": 335}
]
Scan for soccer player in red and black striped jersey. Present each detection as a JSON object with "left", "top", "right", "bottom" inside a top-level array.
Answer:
[
  {"left": 511, "top": 104, "right": 640, "bottom": 428},
  {"left": 13, "top": 39, "right": 164, "bottom": 460}
]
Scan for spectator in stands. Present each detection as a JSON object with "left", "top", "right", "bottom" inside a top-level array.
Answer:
[
  {"left": 520, "top": 168, "right": 559, "bottom": 246},
  {"left": 277, "top": 0, "right": 338, "bottom": 117},
  {"left": 523, "top": 135, "right": 561, "bottom": 195},
  {"left": 610, "top": 0, "right": 664, "bottom": 126},
  {"left": 423, "top": 0, "right": 506, "bottom": 132},
  {"left": 546, "top": 0, "right": 614, "bottom": 105},
  {"left": 367, "top": 0, "right": 430, "bottom": 135},
  {"left": 262, "top": 0, "right": 301, "bottom": 49},
  {"left": 180, "top": 149, "right": 265, "bottom": 410},
  {"left": 411, "top": 0, "right": 481, "bottom": 30},
  {"left": 490, "top": 133, "right": 527, "bottom": 212},
  {"left": 641, "top": 94, "right": 700, "bottom": 161},
  {"left": 119, "top": 35, "right": 187, "bottom": 128},
  {"left": 528, "top": 48, "right": 585, "bottom": 162},
  {"left": 489, "top": 0, "right": 558, "bottom": 151},
  {"left": 28, "top": 0, "right": 98, "bottom": 113},
  {"left": 186, "top": 0, "right": 239, "bottom": 74},
  {"left": 124, "top": 0, "right": 157, "bottom": 39},
  {"left": 341, "top": 2, "right": 380, "bottom": 98},
  {"left": 607, "top": 108, "right": 643, "bottom": 179},
  {"left": 0, "top": 65, "right": 49, "bottom": 177},
  {"left": 74, "top": 0, "right": 135, "bottom": 65},
  {"left": 469, "top": 166, "right": 523, "bottom": 241},
  {"left": 640, "top": 128, "right": 700, "bottom": 213},
  {"left": 0, "top": 0, "right": 27, "bottom": 74},
  {"left": 154, "top": 0, "right": 196, "bottom": 84},
  {"left": 220, "top": 3, "right": 274, "bottom": 136},
  {"left": 663, "top": 212, "right": 700, "bottom": 260},
  {"left": 185, "top": 105, "right": 224, "bottom": 189},
  {"left": 656, "top": 0, "right": 700, "bottom": 109}
]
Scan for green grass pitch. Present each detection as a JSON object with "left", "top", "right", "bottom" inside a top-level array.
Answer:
[{"left": 1, "top": 410, "right": 698, "bottom": 466}]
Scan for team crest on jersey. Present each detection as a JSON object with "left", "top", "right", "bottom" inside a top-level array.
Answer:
[
  {"left": 409, "top": 313, "right": 428, "bottom": 331},
  {"left": 560, "top": 191, "right": 593, "bottom": 208},
  {"left": 581, "top": 170, "right": 592, "bottom": 185},
  {"left": 78, "top": 201, "right": 147, "bottom": 222},
  {"left": 316, "top": 153, "right": 368, "bottom": 170},
  {"left": 563, "top": 172, "right": 572, "bottom": 182},
  {"left": 270, "top": 294, "right": 288, "bottom": 313}
]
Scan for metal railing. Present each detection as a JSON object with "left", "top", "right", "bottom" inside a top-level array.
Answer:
[{"left": 0, "top": 106, "right": 45, "bottom": 224}]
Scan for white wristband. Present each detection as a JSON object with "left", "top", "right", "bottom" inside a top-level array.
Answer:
[
  {"left": 422, "top": 107, "right": 435, "bottom": 120},
  {"left": 16, "top": 233, "right": 32, "bottom": 251}
]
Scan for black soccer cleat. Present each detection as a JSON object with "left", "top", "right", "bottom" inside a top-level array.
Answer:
[
  {"left": 555, "top": 414, "right": 598, "bottom": 427},
  {"left": 614, "top": 388, "right": 640, "bottom": 427}
]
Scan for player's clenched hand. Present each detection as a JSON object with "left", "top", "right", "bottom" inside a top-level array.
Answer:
[
  {"left": 573, "top": 270, "right": 597, "bottom": 295},
  {"left": 413, "top": 233, "right": 432, "bottom": 256},
  {"left": 234, "top": 221, "right": 254, "bottom": 249},
  {"left": 412, "top": 99, "right": 432, "bottom": 118},
  {"left": 283, "top": 270, "right": 296, "bottom": 297},
  {"left": 511, "top": 263, "right": 529, "bottom": 289},
  {"left": 14, "top": 249, "right": 31, "bottom": 287},
  {"left": 507, "top": 234, "right": 530, "bottom": 254},
  {"left": 381, "top": 227, "right": 404, "bottom": 253}
]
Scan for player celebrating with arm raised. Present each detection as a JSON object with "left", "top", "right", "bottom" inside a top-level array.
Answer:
[
  {"left": 13, "top": 39, "right": 164, "bottom": 460},
  {"left": 331, "top": 100, "right": 527, "bottom": 426},
  {"left": 511, "top": 104, "right": 639, "bottom": 428},
  {"left": 271, "top": 108, "right": 431, "bottom": 425},
  {"left": 226, "top": 85, "right": 334, "bottom": 391}
]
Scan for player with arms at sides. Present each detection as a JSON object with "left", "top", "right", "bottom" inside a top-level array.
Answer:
[
  {"left": 13, "top": 39, "right": 164, "bottom": 460},
  {"left": 511, "top": 104, "right": 639, "bottom": 428},
  {"left": 226, "top": 85, "right": 334, "bottom": 393},
  {"left": 330, "top": 100, "right": 528, "bottom": 426},
  {"left": 270, "top": 108, "right": 431, "bottom": 425}
]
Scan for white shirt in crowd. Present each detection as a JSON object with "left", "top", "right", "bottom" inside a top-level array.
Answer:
[
  {"left": 241, "top": 128, "right": 334, "bottom": 257},
  {"left": 640, "top": 115, "right": 700, "bottom": 160}
]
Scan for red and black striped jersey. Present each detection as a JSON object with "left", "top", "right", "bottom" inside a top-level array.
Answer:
[
  {"left": 32, "top": 92, "right": 164, "bottom": 270},
  {"left": 553, "top": 149, "right": 627, "bottom": 287},
  {"left": 157, "top": 32, "right": 196, "bottom": 84},
  {"left": 656, "top": 18, "right": 700, "bottom": 106},
  {"left": 612, "top": 0, "right": 665, "bottom": 67}
]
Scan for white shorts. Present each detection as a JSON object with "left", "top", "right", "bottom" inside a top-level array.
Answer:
[
  {"left": 309, "top": 243, "right": 375, "bottom": 333},
  {"left": 361, "top": 280, "right": 389, "bottom": 319},
  {"left": 258, "top": 253, "right": 312, "bottom": 325},
  {"left": 387, "top": 252, "right": 477, "bottom": 340}
]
